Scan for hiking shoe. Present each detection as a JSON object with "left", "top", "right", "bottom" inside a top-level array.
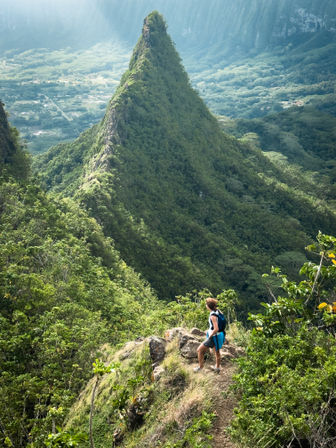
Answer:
[
  {"left": 193, "top": 366, "right": 203, "bottom": 373},
  {"left": 210, "top": 366, "right": 220, "bottom": 374}
]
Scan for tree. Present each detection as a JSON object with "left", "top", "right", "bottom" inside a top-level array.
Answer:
[{"left": 216, "top": 289, "right": 239, "bottom": 326}]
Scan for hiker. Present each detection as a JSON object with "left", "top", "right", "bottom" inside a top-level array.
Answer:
[{"left": 194, "top": 297, "right": 226, "bottom": 373}]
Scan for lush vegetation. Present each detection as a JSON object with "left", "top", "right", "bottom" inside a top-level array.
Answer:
[
  {"left": 0, "top": 107, "right": 169, "bottom": 446},
  {"left": 220, "top": 106, "right": 336, "bottom": 211},
  {"left": 230, "top": 232, "right": 336, "bottom": 447},
  {"left": 2, "top": 7, "right": 336, "bottom": 447},
  {"left": 34, "top": 12, "right": 336, "bottom": 306},
  {"left": 0, "top": 101, "right": 30, "bottom": 179},
  {"left": 0, "top": 176, "right": 168, "bottom": 447},
  {"left": 64, "top": 331, "right": 217, "bottom": 448}
]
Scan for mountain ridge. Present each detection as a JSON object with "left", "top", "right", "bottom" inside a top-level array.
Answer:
[{"left": 34, "top": 11, "right": 336, "bottom": 303}]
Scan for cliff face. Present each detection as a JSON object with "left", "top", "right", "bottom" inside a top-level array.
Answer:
[{"left": 1, "top": 0, "right": 336, "bottom": 54}]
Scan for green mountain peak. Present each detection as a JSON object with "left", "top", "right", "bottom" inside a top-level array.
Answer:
[
  {"left": 141, "top": 11, "right": 168, "bottom": 44},
  {"left": 130, "top": 11, "right": 171, "bottom": 67},
  {"left": 34, "top": 13, "right": 336, "bottom": 301},
  {"left": 110, "top": 10, "right": 189, "bottom": 116}
]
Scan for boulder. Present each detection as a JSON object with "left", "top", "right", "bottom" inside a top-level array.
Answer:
[
  {"left": 180, "top": 339, "right": 200, "bottom": 359},
  {"left": 223, "top": 344, "right": 245, "bottom": 358},
  {"left": 190, "top": 327, "right": 205, "bottom": 338},
  {"left": 220, "top": 350, "right": 235, "bottom": 360},
  {"left": 179, "top": 333, "right": 195, "bottom": 349},
  {"left": 152, "top": 365, "right": 165, "bottom": 381},
  {"left": 148, "top": 336, "right": 166, "bottom": 364},
  {"left": 164, "top": 327, "right": 185, "bottom": 341}
]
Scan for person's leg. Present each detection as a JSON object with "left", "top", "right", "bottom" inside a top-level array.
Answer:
[
  {"left": 212, "top": 347, "right": 221, "bottom": 369},
  {"left": 197, "top": 343, "right": 208, "bottom": 368},
  {"left": 215, "top": 348, "right": 221, "bottom": 369}
]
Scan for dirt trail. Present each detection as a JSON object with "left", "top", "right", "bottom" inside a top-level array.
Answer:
[{"left": 211, "top": 362, "right": 238, "bottom": 448}]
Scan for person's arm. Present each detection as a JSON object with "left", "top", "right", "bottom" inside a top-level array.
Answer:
[{"left": 209, "top": 315, "right": 219, "bottom": 337}]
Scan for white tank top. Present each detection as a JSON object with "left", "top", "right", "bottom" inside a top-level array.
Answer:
[{"left": 208, "top": 310, "right": 219, "bottom": 332}]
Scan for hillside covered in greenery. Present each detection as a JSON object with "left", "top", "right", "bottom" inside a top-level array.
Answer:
[
  {"left": 0, "top": 104, "right": 166, "bottom": 447},
  {"left": 0, "top": 101, "right": 30, "bottom": 179},
  {"left": 220, "top": 106, "right": 336, "bottom": 209},
  {"left": 34, "top": 12, "right": 336, "bottom": 306},
  {"left": 1, "top": 7, "right": 336, "bottom": 448}
]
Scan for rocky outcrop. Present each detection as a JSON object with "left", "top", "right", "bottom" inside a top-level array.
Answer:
[
  {"left": 148, "top": 336, "right": 167, "bottom": 366},
  {"left": 179, "top": 337, "right": 200, "bottom": 359},
  {"left": 162, "top": 327, "right": 245, "bottom": 362}
]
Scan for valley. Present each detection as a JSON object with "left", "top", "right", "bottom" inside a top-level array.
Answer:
[{"left": 2, "top": 0, "right": 336, "bottom": 153}]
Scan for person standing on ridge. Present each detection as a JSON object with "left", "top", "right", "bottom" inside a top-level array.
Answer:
[{"left": 194, "top": 297, "right": 226, "bottom": 373}]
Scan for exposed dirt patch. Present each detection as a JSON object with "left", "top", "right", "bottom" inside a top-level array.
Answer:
[{"left": 209, "top": 362, "right": 238, "bottom": 448}]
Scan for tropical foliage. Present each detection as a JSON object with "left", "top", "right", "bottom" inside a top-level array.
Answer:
[{"left": 230, "top": 232, "right": 336, "bottom": 447}]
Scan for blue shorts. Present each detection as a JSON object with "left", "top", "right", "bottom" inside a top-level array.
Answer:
[{"left": 203, "top": 331, "right": 225, "bottom": 351}]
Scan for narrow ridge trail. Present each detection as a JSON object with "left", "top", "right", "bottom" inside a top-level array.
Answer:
[{"left": 211, "top": 362, "right": 238, "bottom": 448}]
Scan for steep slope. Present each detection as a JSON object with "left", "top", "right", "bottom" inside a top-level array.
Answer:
[
  {"left": 34, "top": 12, "right": 336, "bottom": 304},
  {"left": 0, "top": 177, "right": 162, "bottom": 447},
  {"left": 0, "top": 101, "right": 29, "bottom": 178}
]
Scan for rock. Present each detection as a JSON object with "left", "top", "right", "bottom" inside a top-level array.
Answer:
[
  {"left": 178, "top": 331, "right": 201, "bottom": 358},
  {"left": 236, "top": 346, "right": 245, "bottom": 356},
  {"left": 119, "top": 351, "right": 132, "bottom": 361},
  {"left": 148, "top": 336, "right": 166, "bottom": 364},
  {"left": 113, "top": 427, "right": 124, "bottom": 445},
  {"left": 223, "top": 344, "right": 245, "bottom": 358},
  {"left": 127, "top": 399, "right": 145, "bottom": 429},
  {"left": 164, "top": 327, "right": 184, "bottom": 341},
  {"left": 153, "top": 365, "right": 165, "bottom": 381},
  {"left": 190, "top": 327, "right": 205, "bottom": 338},
  {"left": 220, "top": 350, "right": 235, "bottom": 360},
  {"left": 180, "top": 339, "right": 200, "bottom": 359},
  {"left": 179, "top": 333, "right": 198, "bottom": 349}
]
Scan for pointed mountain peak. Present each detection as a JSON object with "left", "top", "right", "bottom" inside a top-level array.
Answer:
[
  {"left": 142, "top": 11, "right": 167, "bottom": 45},
  {"left": 142, "top": 11, "right": 167, "bottom": 42},
  {"left": 128, "top": 11, "right": 179, "bottom": 71}
]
